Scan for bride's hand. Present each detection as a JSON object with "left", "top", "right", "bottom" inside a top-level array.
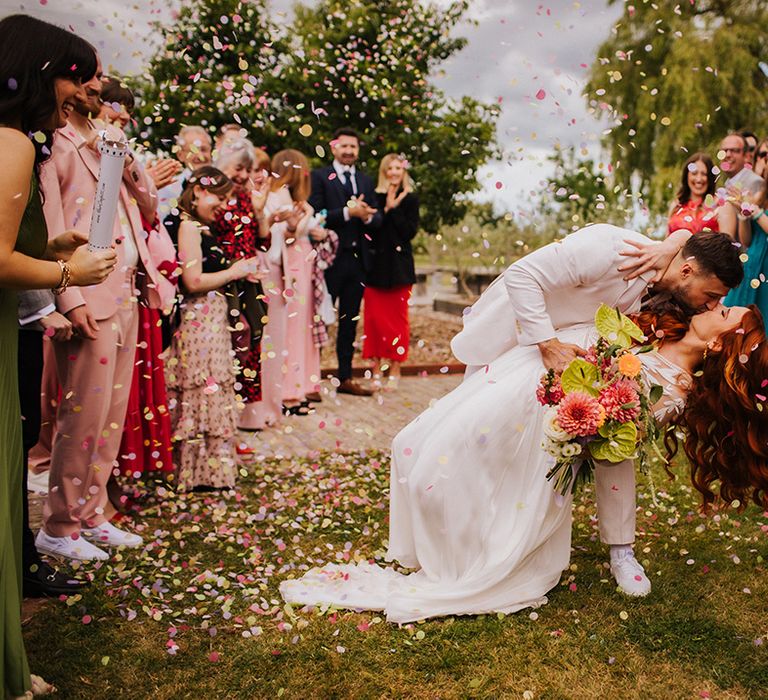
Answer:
[
  {"left": 537, "top": 338, "right": 586, "bottom": 373},
  {"left": 617, "top": 229, "right": 691, "bottom": 282}
]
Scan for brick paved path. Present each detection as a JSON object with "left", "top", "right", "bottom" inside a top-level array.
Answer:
[{"left": 239, "top": 374, "right": 463, "bottom": 458}]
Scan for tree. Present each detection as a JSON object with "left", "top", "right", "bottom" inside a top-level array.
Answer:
[
  {"left": 134, "top": 0, "right": 286, "bottom": 152},
  {"left": 133, "top": 0, "right": 499, "bottom": 233},
  {"left": 277, "top": 0, "right": 499, "bottom": 232},
  {"left": 542, "top": 145, "right": 641, "bottom": 232},
  {"left": 585, "top": 0, "right": 768, "bottom": 211}
]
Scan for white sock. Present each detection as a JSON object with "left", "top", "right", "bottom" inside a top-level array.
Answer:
[{"left": 610, "top": 544, "right": 634, "bottom": 563}]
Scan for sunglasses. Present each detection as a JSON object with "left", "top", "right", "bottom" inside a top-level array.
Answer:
[{"left": 758, "top": 151, "right": 768, "bottom": 159}]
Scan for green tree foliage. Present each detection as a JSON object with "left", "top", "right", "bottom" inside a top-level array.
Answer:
[
  {"left": 544, "top": 145, "right": 632, "bottom": 232},
  {"left": 135, "top": 0, "right": 285, "bottom": 151},
  {"left": 585, "top": 0, "right": 768, "bottom": 211},
  {"left": 133, "top": 0, "right": 498, "bottom": 232},
  {"left": 421, "top": 202, "right": 563, "bottom": 293}
]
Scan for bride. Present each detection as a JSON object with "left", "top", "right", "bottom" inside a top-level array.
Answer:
[{"left": 280, "top": 303, "right": 768, "bottom": 623}]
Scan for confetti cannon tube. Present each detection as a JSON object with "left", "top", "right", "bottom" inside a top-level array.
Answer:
[{"left": 88, "top": 134, "right": 127, "bottom": 252}]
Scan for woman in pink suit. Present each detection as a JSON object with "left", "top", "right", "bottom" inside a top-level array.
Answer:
[
  {"left": 97, "top": 78, "right": 179, "bottom": 484},
  {"left": 34, "top": 55, "right": 172, "bottom": 563}
]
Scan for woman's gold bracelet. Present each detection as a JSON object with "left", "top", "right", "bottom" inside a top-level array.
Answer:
[{"left": 52, "top": 260, "right": 71, "bottom": 295}]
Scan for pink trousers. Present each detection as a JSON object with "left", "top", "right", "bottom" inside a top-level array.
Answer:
[{"left": 43, "top": 299, "right": 138, "bottom": 536}]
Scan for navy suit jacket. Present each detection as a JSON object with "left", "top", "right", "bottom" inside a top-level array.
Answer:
[{"left": 309, "top": 164, "right": 383, "bottom": 271}]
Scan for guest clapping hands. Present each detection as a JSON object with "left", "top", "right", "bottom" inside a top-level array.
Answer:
[
  {"left": 211, "top": 141, "right": 271, "bottom": 431},
  {"left": 363, "top": 154, "right": 420, "bottom": 388}
]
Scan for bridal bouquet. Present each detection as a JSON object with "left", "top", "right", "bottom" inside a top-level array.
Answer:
[{"left": 536, "top": 304, "right": 663, "bottom": 496}]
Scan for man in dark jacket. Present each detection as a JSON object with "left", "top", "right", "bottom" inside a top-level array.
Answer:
[{"left": 309, "top": 127, "right": 382, "bottom": 395}]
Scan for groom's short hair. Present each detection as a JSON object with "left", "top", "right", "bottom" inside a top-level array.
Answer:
[{"left": 682, "top": 232, "right": 744, "bottom": 289}]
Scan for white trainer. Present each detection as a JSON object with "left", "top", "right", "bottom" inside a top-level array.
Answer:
[
  {"left": 35, "top": 529, "right": 109, "bottom": 562},
  {"left": 610, "top": 554, "right": 651, "bottom": 597},
  {"left": 81, "top": 521, "right": 143, "bottom": 549}
]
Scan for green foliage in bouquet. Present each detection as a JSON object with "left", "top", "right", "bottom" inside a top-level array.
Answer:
[{"left": 595, "top": 304, "right": 646, "bottom": 349}]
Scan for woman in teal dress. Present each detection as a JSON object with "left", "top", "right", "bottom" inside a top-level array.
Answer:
[
  {"left": 0, "top": 15, "right": 116, "bottom": 698},
  {"left": 724, "top": 180, "right": 768, "bottom": 321}
]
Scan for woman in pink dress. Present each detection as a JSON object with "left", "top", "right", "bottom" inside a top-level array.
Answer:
[{"left": 270, "top": 149, "right": 320, "bottom": 413}]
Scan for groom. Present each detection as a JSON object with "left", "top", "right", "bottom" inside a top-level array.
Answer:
[{"left": 451, "top": 223, "right": 743, "bottom": 597}]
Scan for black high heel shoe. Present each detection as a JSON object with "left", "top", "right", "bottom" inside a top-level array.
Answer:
[{"left": 282, "top": 403, "right": 312, "bottom": 416}]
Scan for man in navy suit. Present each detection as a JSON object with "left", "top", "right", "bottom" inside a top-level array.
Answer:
[{"left": 310, "top": 127, "right": 382, "bottom": 395}]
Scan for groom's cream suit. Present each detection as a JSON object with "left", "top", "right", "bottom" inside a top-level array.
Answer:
[{"left": 451, "top": 223, "right": 657, "bottom": 545}]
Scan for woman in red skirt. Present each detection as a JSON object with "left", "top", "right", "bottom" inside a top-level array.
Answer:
[{"left": 363, "top": 154, "right": 420, "bottom": 388}]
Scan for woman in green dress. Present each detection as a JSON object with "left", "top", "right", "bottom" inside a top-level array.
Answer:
[{"left": 0, "top": 15, "right": 117, "bottom": 698}]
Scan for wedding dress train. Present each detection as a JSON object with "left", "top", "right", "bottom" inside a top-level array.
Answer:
[{"left": 280, "top": 326, "right": 688, "bottom": 623}]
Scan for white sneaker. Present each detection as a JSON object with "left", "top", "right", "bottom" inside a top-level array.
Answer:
[
  {"left": 81, "top": 521, "right": 143, "bottom": 548},
  {"left": 610, "top": 554, "right": 651, "bottom": 597},
  {"left": 35, "top": 529, "right": 109, "bottom": 562}
]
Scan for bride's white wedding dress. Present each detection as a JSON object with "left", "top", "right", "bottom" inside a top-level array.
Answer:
[{"left": 280, "top": 325, "right": 690, "bottom": 623}]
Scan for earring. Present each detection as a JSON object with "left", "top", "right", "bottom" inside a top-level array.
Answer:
[{"left": 703, "top": 342, "right": 712, "bottom": 360}]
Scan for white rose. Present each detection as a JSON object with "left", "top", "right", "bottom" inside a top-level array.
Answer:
[{"left": 543, "top": 407, "right": 571, "bottom": 442}]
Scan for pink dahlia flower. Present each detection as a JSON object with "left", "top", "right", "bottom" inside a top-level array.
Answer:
[
  {"left": 556, "top": 391, "right": 604, "bottom": 436},
  {"left": 599, "top": 379, "right": 641, "bottom": 423}
]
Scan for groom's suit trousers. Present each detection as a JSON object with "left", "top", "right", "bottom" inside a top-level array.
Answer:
[{"left": 594, "top": 459, "right": 636, "bottom": 544}]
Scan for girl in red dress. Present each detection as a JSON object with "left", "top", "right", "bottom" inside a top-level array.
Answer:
[{"left": 99, "top": 79, "right": 181, "bottom": 488}]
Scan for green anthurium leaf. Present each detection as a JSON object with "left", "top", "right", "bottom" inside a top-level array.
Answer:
[
  {"left": 649, "top": 384, "right": 664, "bottom": 405},
  {"left": 594, "top": 303, "right": 645, "bottom": 349},
  {"left": 589, "top": 421, "right": 638, "bottom": 463},
  {"left": 560, "top": 358, "right": 600, "bottom": 397}
]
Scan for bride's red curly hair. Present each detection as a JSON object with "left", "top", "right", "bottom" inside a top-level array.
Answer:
[{"left": 633, "top": 305, "right": 768, "bottom": 510}]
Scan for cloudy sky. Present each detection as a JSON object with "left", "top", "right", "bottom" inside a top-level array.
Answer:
[{"left": 6, "top": 0, "right": 623, "bottom": 211}]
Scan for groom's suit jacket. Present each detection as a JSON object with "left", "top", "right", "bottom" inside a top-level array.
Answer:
[{"left": 451, "top": 224, "right": 656, "bottom": 367}]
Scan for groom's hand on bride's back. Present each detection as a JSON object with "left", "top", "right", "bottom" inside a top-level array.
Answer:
[{"left": 537, "top": 338, "right": 586, "bottom": 373}]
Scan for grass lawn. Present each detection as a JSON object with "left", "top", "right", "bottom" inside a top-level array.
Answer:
[{"left": 24, "top": 451, "right": 768, "bottom": 699}]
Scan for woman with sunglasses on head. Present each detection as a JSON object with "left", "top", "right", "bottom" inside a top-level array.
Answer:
[
  {"left": 0, "top": 14, "right": 117, "bottom": 698},
  {"left": 724, "top": 153, "right": 768, "bottom": 324}
]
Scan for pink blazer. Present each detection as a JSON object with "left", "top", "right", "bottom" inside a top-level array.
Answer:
[{"left": 40, "top": 123, "right": 172, "bottom": 319}]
